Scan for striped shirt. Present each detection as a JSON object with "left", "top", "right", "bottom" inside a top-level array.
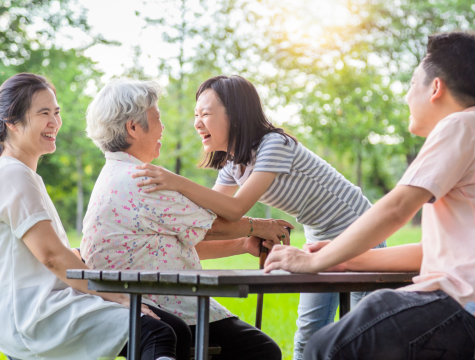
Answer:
[{"left": 216, "top": 133, "right": 372, "bottom": 242}]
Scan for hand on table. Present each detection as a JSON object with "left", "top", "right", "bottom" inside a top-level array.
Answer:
[
  {"left": 264, "top": 245, "right": 319, "bottom": 274},
  {"left": 132, "top": 163, "right": 182, "bottom": 193}
]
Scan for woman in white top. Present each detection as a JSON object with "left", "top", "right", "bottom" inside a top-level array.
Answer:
[{"left": 0, "top": 73, "right": 176, "bottom": 360}]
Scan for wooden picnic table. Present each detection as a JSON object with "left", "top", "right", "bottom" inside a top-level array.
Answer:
[{"left": 67, "top": 269, "right": 416, "bottom": 360}]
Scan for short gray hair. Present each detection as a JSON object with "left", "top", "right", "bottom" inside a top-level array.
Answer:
[{"left": 86, "top": 79, "right": 161, "bottom": 153}]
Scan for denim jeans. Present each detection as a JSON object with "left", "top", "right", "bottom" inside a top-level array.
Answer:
[
  {"left": 303, "top": 289, "right": 475, "bottom": 360},
  {"left": 293, "top": 239, "right": 386, "bottom": 360}
]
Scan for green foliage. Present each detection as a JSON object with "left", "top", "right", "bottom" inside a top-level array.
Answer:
[{"left": 0, "top": 0, "right": 105, "bottom": 232}]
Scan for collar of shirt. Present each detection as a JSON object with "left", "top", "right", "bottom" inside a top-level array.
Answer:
[
  {"left": 105, "top": 151, "right": 143, "bottom": 165},
  {"left": 463, "top": 106, "right": 475, "bottom": 113}
]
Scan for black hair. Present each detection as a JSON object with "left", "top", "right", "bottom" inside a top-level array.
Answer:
[
  {"left": 0, "top": 73, "right": 56, "bottom": 155},
  {"left": 196, "top": 75, "right": 297, "bottom": 169},
  {"left": 422, "top": 31, "right": 475, "bottom": 107}
]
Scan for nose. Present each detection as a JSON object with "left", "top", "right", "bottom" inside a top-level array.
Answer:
[
  {"left": 194, "top": 116, "right": 202, "bottom": 129},
  {"left": 50, "top": 114, "right": 61, "bottom": 128}
]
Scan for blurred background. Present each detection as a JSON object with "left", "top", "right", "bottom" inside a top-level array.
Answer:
[
  {"left": 2, "top": 0, "right": 474, "bottom": 233},
  {"left": 1, "top": 0, "right": 474, "bottom": 358}
]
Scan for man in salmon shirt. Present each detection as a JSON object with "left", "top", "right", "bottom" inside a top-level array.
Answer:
[{"left": 264, "top": 31, "right": 475, "bottom": 359}]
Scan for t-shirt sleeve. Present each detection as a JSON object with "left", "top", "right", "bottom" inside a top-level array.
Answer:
[
  {"left": 141, "top": 190, "right": 217, "bottom": 246},
  {"left": 215, "top": 162, "right": 238, "bottom": 186},
  {"left": 254, "top": 133, "right": 297, "bottom": 174},
  {"left": 0, "top": 163, "right": 52, "bottom": 239},
  {"left": 398, "top": 117, "right": 475, "bottom": 202}
]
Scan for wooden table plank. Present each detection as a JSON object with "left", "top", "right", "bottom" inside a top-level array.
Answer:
[
  {"left": 138, "top": 271, "right": 158, "bottom": 282},
  {"left": 67, "top": 269, "right": 84, "bottom": 280},
  {"left": 121, "top": 271, "right": 140, "bottom": 282},
  {"left": 74, "top": 269, "right": 417, "bottom": 286}
]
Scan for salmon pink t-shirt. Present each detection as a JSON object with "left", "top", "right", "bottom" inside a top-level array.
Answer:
[{"left": 397, "top": 107, "right": 475, "bottom": 306}]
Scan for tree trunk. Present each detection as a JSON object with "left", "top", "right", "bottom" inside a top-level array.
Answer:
[
  {"left": 356, "top": 150, "right": 363, "bottom": 189},
  {"left": 76, "top": 153, "right": 84, "bottom": 236},
  {"left": 175, "top": 141, "right": 182, "bottom": 175}
]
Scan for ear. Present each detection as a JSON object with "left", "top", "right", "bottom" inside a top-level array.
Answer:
[
  {"left": 430, "top": 77, "right": 445, "bottom": 103},
  {"left": 5, "top": 122, "right": 18, "bottom": 133},
  {"left": 125, "top": 119, "right": 139, "bottom": 140}
]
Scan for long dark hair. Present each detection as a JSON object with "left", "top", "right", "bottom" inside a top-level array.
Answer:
[
  {"left": 0, "top": 73, "right": 56, "bottom": 155},
  {"left": 196, "top": 75, "right": 297, "bottom": 169}
]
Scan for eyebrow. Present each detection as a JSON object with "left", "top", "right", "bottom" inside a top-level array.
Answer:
[
  {"left": 37, "top": 107, "right": 61, "bottom": 113},
  {"left": 194, "top": 107, "right": 211, "bottom": 112}
]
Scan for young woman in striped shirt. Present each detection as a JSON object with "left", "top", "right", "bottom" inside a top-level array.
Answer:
[{"left": 133, "top": 75, "right": 385, "bottom": 360}]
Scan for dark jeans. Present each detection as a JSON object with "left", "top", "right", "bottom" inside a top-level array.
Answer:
[
  {"left": 120, "top": 306, "right": 281, "bottom": 360},
  {"left": 304, "top": 289, "right": 475, "bottom": 360}
]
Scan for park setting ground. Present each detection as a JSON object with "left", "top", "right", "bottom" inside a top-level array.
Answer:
[{"left": 0, "top": 227, "right": 419, "bottom": 360}]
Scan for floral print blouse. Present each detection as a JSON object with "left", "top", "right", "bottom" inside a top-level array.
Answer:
[{"left": 81, "top": 151, "right": 235, "bottom": 325}]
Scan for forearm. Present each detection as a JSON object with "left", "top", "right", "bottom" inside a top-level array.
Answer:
[
  {"left": 205, "top": 216, "right": 251, "bottom": 240},
  {"left": 46, "top": 251, "right": 127, "bottom": 303},
  {"left": 179, "top": 178, "right": 247, "bottom": 221},
  {"left": 308, "top": 186, "right": 430, "bottom": 273},
  {"left": 195, "top": 239, "right": 247, "bottom": 260},
  {"left": 344, "top": 243, "right": 422, "bottom": 272}
]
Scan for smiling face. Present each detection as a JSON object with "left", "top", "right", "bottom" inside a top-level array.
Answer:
[
  {"left": 194, "top": 88, "right": 230, "bottom": 153},
  {"left": 6, "top": 88, "right": 61, "bottom": 158},
  {"left": 406, "top": 65, "right": 441, "bottom": 137},
  {"left": 132, "top": 104, "right": 164, "bottom": 163}
]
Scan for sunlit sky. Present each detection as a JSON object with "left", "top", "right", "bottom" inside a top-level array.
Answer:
[
  {"left": 46, "top": 0, "right": 351, "bottom": 125},
  {"left": 64, "top": 0, "right": 350, "bottom": 81}
]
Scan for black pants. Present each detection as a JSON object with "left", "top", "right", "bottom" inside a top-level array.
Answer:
[
  {"left": 190, "top": 317, "right": 282, "bottom": 360},
  {"left": 303, "top": 289, "right": 475, "bottom": 360},
  {"left": 120, "top": 305, "right": 281, "bottom": 360},
  {"left": 118, "top": 306, "right": 181, "bottom": 360}
]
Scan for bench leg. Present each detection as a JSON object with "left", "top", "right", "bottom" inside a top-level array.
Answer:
[
  {"left": 339, "top": 292, "right": 351, "bottom": 318},
  {"left": 195, "top": 296, "right": 210, "bottom": 360},
  {"left": 128, "top": 294, "right": 142, "bottom": 360}
]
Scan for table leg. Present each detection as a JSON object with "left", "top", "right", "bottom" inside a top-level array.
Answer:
[
  {"left": 339, "top": 292, "right": 351, "bottom": 318},
  {"left": 128, "top": 294, "right": 142, "bottom": 360},
  {"left": 255, "top": 293, "right": 264, "bottom": 329},
  {"left": 195, "top": 296, "right": 210, "bottom": 360}
]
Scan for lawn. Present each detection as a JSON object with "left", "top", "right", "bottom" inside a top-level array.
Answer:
[{"left": 0, "top": 226, "right": 421, "bottom": 360}]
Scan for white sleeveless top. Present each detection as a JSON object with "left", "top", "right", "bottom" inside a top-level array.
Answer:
[{"left": 0, "top": 156, "right": 129, "bottom": 360}]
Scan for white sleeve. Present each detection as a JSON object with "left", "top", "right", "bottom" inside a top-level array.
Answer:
[{"left": 0, "top": 163, "right": 52, "bottom": 239}]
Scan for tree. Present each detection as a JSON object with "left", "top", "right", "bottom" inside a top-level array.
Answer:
[{"left": 0, "top": 0, "right": 109, "bottom": 233}]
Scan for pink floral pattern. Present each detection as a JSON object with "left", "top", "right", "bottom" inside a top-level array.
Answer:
[{"left": 81, "top": 151, "right": 234, "bottom": 324}]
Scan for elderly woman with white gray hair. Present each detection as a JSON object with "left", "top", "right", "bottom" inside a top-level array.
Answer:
[{"left": 81, "top": 79, "right": 290, "bottom": 360}]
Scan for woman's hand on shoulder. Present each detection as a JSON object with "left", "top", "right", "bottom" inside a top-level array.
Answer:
[
  {"left": 252, "top": 218, "right": 294, "bottom": 245},
  {"left": 132, "top": 163, "right": 183, "bottom": 193}
]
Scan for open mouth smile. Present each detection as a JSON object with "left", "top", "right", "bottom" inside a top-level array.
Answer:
[
  {"left": 42, "top": 132, "right": 56, "bottom": 141},
  {"left": 201, "top": 133, "right": 211, "bottom": 143}
]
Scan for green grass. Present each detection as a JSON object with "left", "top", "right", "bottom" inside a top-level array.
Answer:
[{"left": 1, "top": 226, "right": 421, "bottom": 360}]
